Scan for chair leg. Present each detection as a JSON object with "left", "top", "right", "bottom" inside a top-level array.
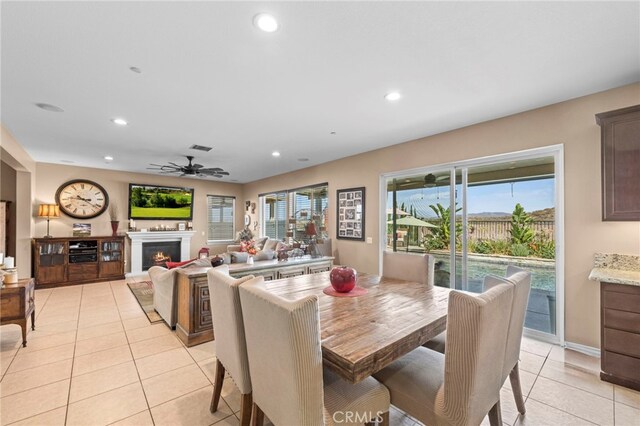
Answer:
[
  {"left": 379, "top": 411, "right": 389, "bottom": 426},
  {"left": 251, "top": 403, "right": 264, "bottom": 426},
  {"left": 239, "top": 392, "right": 253, "bottom": 426},
  {"left": 209, "top": 359, "right": 225, "bottom": 413},
  {"left": 488, "top": 399, "right": 502, "bottom": 426},
  {"left": 509, "top": 362, "right": 527, "bottom": 414}
]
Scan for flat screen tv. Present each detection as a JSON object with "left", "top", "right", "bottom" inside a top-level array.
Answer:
[{"left": 128, "top": 183, "right": 194, "bottom": 220}]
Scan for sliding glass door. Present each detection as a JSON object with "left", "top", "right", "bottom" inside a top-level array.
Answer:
[{"left": 384, "top": 147, "right": 562, "bottom": 340}]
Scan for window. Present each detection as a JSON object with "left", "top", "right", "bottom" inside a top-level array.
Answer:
[
  {"left": 260, "top": 183, "right": 328, "bottom": 242},
  {"left": 207, "top": 195, "right": 235, "bottom": 242}
]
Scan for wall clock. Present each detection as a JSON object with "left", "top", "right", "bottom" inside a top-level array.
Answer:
[{"left": 55, "top": 179, "right": 109, "bottom": 219}]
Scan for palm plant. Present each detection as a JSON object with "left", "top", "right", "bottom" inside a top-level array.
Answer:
[
  {"left": 510, "top": 203, "right": 534, "bottom": 245},
  {"left": 424, "top": 203, "right": 462, "bottom": 250}
]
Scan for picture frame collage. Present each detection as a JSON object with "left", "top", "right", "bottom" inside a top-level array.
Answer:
[{"left": 336, "top": 187, "right": 365, "bottom": 241}]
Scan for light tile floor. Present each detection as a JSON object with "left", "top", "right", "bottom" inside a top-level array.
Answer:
[{"left": 1, "top": 279, "right": 639, "bottom": 426}]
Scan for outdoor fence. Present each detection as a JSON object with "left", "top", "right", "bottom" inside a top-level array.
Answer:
[
  {"left": 391, "top": 220, "right": 555, "bottom": 247},
  {"left": 467, "top": 220, "right": 555, "bottom": 241}
]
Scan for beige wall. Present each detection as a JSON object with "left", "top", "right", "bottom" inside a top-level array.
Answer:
[
  {"left": 1, "top": 126, "right": 37, "bottom": 277},
  {"left": 244, "top": 83, "right": 640, "bottom": 348},
  {"left": 35, "top": 163, "right": 244, "bottom": 272}
]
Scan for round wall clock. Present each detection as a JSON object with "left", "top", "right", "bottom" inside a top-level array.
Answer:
[{"left": 55, "top": 179, "right": 109, "bottom": 219}]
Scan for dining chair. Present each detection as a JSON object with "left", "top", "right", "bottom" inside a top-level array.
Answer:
[
  {"left": 382, "top": 251, "right": 434, "bottom": 286},
  {"left": 238, "top": 277, "right": 391, "bottom": 426},
  {"left": 424, "top": 266, "right": 532, "bottom": 415},
  {"left": 148, "top": 266, "right": 178, "bottom": 328},
  {"left": 207, "top": 266, "right": 257, "bottom": 426},
  {"left": 374, "top": 282, "right": 515, "bottom": 426}
]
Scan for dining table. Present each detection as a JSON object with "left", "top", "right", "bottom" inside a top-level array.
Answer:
[{"left": 264, "top": 271, "right": 452, "bottom": 384}]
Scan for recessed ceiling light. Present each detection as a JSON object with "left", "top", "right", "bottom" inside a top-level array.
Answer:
[
  {"left": 254, "top": 13, "right": 278, "bottom": 32},
  {"left": 104, "top": 155, "right": 114, "bottom": 161},
  {"left": 298, "top": 158, "right": 309, "bottom": 162},
  {"left": 111, "top": 118, "right": 128, "bottom": 126},
  {"left": 35, "top": 103, "right": 64, "bottom": 112},
  {"left": 384, "top": 92, "right": 402, "bottom": 101},
  {"left": 272, "top": 151, "right": 281, "bottom": 157},
  {"left": 231, "top": 179, "right": 239, "bottom": 182},
  {"left": 129, "top": 66, "right": 142, "bottom": 74}
]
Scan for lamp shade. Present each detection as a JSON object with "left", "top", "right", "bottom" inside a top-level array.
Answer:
[{"left": 38, "top": 204, "right": 60, "bottom": 218}]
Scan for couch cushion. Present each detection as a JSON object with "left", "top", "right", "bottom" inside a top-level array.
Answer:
[
  {"left": 254, "top": 237, "right": 268, "bottom": 250},
  {"left": 230, "top": 251, "right": 249, "bottom": 263},
  {"left": 253, "top": 249, "right": 276, "bottom": 261},
  {"left": 263, "top": 238, "right": 279, "bottom": 251}
]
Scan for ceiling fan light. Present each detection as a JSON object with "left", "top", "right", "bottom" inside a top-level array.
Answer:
[{"left": 424, "top": 174, "right": 437, "bottom": 188}]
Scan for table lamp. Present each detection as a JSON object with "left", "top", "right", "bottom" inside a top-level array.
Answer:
[{"left": 38, "top": 204, "right": 60, "bottom": 238}]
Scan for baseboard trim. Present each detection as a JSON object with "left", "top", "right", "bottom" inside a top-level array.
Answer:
[{"left": 565, "top": 341, "right": 600, "bottom": 358}]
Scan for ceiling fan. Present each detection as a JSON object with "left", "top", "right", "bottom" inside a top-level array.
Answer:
[{"left": 147, "top": 155, "right": 230, "bottom": 178}]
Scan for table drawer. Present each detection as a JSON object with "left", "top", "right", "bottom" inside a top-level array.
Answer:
[
  {"left": 604, "top": 328, "right": 640, "bottom": 358},
  {"left": 278, "top": 266, "right": 306, "bottom": 279},
  {"left": 604, "top": 309, "right": 640, "bottom": 334},
  {"left": 68, "top": 263, "right": 98, "bottom": 281},
  {"left": 0, "top": 292, "right": 22, "bottom": 318},
  {"left": 603, "top": 350, "right": 640, "bottom": 382},
  {"left": 308, "top": 262, "right": 332, "bottom": 274},
  {"left": 603, "top": 290, "right": 640, "bottom": 314}
]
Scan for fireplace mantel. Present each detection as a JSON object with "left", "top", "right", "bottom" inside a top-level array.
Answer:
[{"left": 127, "top": 231, "right": 196, "bottom": 275}]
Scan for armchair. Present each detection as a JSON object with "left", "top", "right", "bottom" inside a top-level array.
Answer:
[{"left": 148, "top": 266, "right": 178, "bottom": 328}]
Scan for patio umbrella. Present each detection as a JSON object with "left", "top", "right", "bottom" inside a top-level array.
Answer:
[
  {"left": 387, "top": 216, "right": 438, "bottom": 228},
  {"left": 386, "top": 208, "right": 409, "bottom": 216}
]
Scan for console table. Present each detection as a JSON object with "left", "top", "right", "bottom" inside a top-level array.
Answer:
[
  {"left": 175, "top": 256, "right": 334, "bottom": 346},
  {"left": 1, "top": 278, "right": 35, "bottom": 347}
]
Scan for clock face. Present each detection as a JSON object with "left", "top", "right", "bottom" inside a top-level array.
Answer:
[{"left": 55, "top": 179, "right": 109, "bottom": 219}]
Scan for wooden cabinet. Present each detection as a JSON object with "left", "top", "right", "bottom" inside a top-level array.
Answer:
[
  {"left": 596, "top": 105, "right": 640, "bottom": 221},
  {"left": 175, "top": 270, "right": 213, "bottom": 347},
  {"left": 600, "top": 282, "right": 640, "bottom": 391},
  {"left": 32, "top": 236, "right": 125, "bottom": 287},
  {"left": 0, "top": 278, "right": 35, "bottom": 347}
]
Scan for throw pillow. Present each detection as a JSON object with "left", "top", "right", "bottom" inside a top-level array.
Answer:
[
  {"left": 275, "top": 241, "right": 289, "bottom": 252},
  {"left": 253, "top": 249, "right": 276, "bottom": 261},
  {"left": 263, "top": 238, "right": 279, "bottom": 251},
  {"left": 230, "top": 251, "right": 249, "bottom": 263},
  {"left": 254, "top": 236, "right": 268, "bottom": 250},
  {"left": 210, "top": 256, "right": 224, "bottom": 267},
  {"left": 166, "top": 259, "right": 197, "bottom": 269}
]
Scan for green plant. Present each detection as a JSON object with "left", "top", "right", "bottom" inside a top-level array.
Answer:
[
  {"left": 510, "top": 243, "right": 530, "bottom": 257},
  {"left": 424, "top": 203, "right": 462, "bottom": 250},
  {"left": 469, "top": 239, "right": 492, "bottom": 254},
  {"left": 511, "top": 203, "right": 534, "bottom": 245},
  {"left": 529, "top": 232, "right": 556, "bottom": 259}
]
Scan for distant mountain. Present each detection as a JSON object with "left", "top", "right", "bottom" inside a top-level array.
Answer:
[
  {"left": 468, "top": 212, "right": 510, "bottom": 219},
  {"left": 530, "top": 207, "right": 555, "bottom": 221}
]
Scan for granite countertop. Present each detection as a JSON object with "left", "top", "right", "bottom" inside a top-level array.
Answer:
[{"left": 588, "top": 253, "right": 640, "bottom": 286}]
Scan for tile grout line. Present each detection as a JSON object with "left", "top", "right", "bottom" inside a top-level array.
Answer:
[
  {"left": 64, "top": 284, "right": 83, "bottom": 426},
  {"left": 112, "top": 279, "right": 157, "bottom": 426}
]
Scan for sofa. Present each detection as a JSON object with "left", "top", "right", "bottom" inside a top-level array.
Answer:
[{"left": 224, "top": 237, "right": 332, "bottom": 263}]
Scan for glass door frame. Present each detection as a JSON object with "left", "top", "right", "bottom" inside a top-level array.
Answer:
[{"left": 379, "top": 144, "right": 565, "bottom": 345}]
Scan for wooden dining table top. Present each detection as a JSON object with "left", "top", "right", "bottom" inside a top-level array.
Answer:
[{"left": 264, "top": 271, "right": 451, "bottom": 384}]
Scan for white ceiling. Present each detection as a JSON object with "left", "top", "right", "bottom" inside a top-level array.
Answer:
[{"left": 2, "top": 1, "right": 639, "bottom": 183}]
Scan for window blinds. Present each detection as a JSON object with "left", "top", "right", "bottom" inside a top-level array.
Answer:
[{"left": 207, "top": 195, "right": 235, "bottom": 241}]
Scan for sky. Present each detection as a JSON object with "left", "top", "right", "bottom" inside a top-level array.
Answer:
[{"left": 388, "top": 178, "right": 555, "bottom": 218}]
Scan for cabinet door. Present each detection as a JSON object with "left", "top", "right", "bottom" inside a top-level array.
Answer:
[
  {"left": 194, "top": 280, "right": 213, "bottom": 332},
  {"left": 278, "top": 266, "right": 306, "bottom": 279},
  {"left": 596, "top": 105, "right": 640, "bottom": 221}
]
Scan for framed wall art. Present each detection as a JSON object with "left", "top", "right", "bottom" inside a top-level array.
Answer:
[{"left": 336, "top": 187, "right": 365, "bottom": 241}]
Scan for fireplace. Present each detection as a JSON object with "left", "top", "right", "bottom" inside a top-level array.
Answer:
[
  {"left": 126, "top": 230, "right": 195, "bottom": 276},
  {"left": 142, "top": 241, "right": 181, "bottom": 271}
]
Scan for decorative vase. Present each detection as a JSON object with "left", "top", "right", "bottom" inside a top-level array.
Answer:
[
  {"left": 110, "top": 221, "right": 119, "bottom": 236},
  {"left": 329, "top": 266, "right": 357, "bottom": 293}
]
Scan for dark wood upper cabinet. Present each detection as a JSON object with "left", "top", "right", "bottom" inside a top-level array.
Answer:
[{"left": 596, "top": 105, "right": 640, "bottom": 221}]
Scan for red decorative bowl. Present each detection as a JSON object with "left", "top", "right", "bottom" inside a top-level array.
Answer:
[{"left": 329, "top": 266, "right": 357, "bottom": 293}]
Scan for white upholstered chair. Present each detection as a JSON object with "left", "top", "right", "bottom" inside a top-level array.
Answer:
[
  {"left": 207, "top": 266, "right": 256, "bottom": 426},
  {"left": 238, "top": 277, "right": 391, "bottom": 426},
  {"left": 382, "top": 251, "right": 435, "bottom": 286},
  {"left": 148, "top": 266, "right": 178, "bottom": 328},
  {"left": 373, "top": 282, "right": 515, "bottom": 426},
  {"left": 424, "top": 266, "right": 532, "bottom": 415}
]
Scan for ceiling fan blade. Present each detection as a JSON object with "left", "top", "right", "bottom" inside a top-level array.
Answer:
[
  {"left": 199, "top": 168, "right": 227, "bottom": 173},
  {"left": 192, "top": 163, "right": 203, "bottom": 169},
  {"left": 149, "top": 163, "right": 165, "bottom": 167},
  {"left": 216, "top": 171, "right": 230, "bottom": 176},
  {"left": 168, "top": 162, "right": 181, "bottom": 167}
]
